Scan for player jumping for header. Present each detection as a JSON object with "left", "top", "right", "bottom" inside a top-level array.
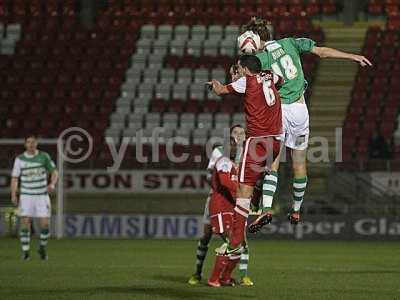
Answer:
[
  {"left": 238, "top": 17, "right": 372, "bottom": 231},
  {"left": 209, "top": 54, "right": 283, "bottom": 256}
]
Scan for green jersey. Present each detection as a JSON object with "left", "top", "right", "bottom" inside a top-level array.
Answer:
[
  {"left": 256, "top": 37, "right": 316, "bottom": 104},
  {"left": 12, "top": 151, "right": 56, "bottom": 196}
]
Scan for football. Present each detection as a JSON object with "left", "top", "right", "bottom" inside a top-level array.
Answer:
[{"left": 237, "top": 30, "right": 261, "bottom": 54}]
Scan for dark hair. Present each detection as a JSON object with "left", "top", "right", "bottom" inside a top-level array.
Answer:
[
  {"left": 242, "top": 17, "right": 274, "bottom": 41},
  {"left": 238, "top": 54, "right": 262, "bottom": 74},
  {"left": 230, "top": 124, "right": 243, "bottom": 135},
  {"left": 25, "top": 134, "right": 37, "bottom": 141}
]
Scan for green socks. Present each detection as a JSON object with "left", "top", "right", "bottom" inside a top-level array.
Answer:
[
  {"left": 40, "top": 228, "right": 50, "bottom": 249},
  {"left": 20, "top": 228, "right": 30, "bottom": 253},
  {"left": 239, "top": 247, "right": 249, "bottom": 278},
  {"left": 293, "top": 177, "right": 307, "bottom": 211},
  {"left": 262, "top": 171, "right": 278, "bottom": 211}
]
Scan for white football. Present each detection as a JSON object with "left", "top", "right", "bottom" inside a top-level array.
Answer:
[{"left": 237, "top": 31, "right": 261, "bottom": 54}]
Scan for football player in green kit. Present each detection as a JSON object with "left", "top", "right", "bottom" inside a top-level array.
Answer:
[{"left": 242, "top": 18, "right": 372, "bottom": 231}]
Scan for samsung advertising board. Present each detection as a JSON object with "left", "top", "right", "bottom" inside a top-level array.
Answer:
[
  {"left": 1, "top": 212, "right": 399, "bottom": 240},
  {"left": 62, "top": 214, "right": 202, "bottom": 239},
  {"left": 0, "top": 215, "right": 389, "bottom": 240}
]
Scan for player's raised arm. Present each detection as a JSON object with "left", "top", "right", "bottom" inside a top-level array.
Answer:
[
  {"left": 208, "top": 79, "right": 230, "bottom": 95},
  {"left": 311, "top": 46, "right": 372, "bottom": 67},
  {"left": 209, "top": 76, "right": 247, "bottom": 96},
  {"left": 290, "top": 37, "right": 372, "bottom": 67}
]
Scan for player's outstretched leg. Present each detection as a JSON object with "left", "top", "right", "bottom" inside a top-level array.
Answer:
[
  {"left": 248, "top": 170, "right": 278, "bottom": 233},
  {"left": 188, "top": 224, "right": 212, "bottom": 285},
  {"left": 38, "top": 218, "right": 50, "bottom": 260},
  {"left": 288, "top": 177, "right": 307, "bottom": 224},
  {"left": 262, "top": 170, "right": 278, "bottom": 211},
  {"left": 19, "top": 219, "right": 31, "bottom": 260},
  {"left": 289, "top": 149, "right": 308, "bottom": 224}
]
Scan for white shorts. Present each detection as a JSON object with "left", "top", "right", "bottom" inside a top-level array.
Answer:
[
  {"left": 202, "top": 195, "right": 211, "bottom": 225},
  {"left": 18, "top": 194, "right": 51, "bottom": 218},
  {"left": 280, "top": 99, "right": 309, "bottom": 150}
]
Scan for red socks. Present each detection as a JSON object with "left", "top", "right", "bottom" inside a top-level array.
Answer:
[
  {"left": 220, "top": 256, "right": 240, "bottom": 284},
  {"left": 208, "top": 255, "right": 228, "bottom": 283}
]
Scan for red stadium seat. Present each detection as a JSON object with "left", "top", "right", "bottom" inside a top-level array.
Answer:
[
  {"left": 169, "top": 99, "right": 184, "bottom": 113},
  {"left": 150, "top": 99, "right": 167, "bottom": 113},
  {"left": 0, "top": 1, "right": 329, "bottom": 169},
  {"left": 203, "top": 100, "right": 219, "bottom": 113},
  {"left": 186, "top": 100, "right": 200, "bottom": 113}
]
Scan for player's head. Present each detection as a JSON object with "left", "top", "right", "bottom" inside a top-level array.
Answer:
[
  {"left": 25, "top": 134, "right": 38, "bottom": 153},
  {"left": 238, "top": 54, "right": 262, "bottom": 75},
  {"left": 242, "top": 17, "right": 274, "bottom": 46},
  {"left": 230, "top": 124, "right": 245, "bottom": 144}
]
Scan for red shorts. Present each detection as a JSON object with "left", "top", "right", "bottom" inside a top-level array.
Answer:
[
  {"left": 239, "top": 136, "right": 281, "bottom": 186},
  {"left": 210, "top": 212, "right": 234, "bottom": 234},
  {"left": 209, "top": 195, "right": 235, "bottom": 234}
]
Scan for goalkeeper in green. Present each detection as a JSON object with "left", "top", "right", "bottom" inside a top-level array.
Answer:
[
  {"left": 241, "top": 17, "right": 372, "bottom": 231},
  {"left": 11, "top": 135, "right": 58, "bottom": 260}
]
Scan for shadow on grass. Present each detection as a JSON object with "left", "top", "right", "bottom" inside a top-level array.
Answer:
[
  {"left": 6, "top": 285, "right": 231, "bottom": 300},
  {"left": 152, "top": 274, "right": 190, "bottom": 285},
  {"left": 151, "top": 274, "right": 258, "bottom": 299},
  {"left": 6, "top": 278, "right": 258, "bottom": 300}
]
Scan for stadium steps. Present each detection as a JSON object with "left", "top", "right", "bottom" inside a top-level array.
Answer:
[{"left": 307, "top": 22, "right": 369, "bottom": 197}]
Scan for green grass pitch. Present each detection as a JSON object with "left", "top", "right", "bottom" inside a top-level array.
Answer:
[{"left": 0, "top": 238, "right": 399, "bottom": 300}]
